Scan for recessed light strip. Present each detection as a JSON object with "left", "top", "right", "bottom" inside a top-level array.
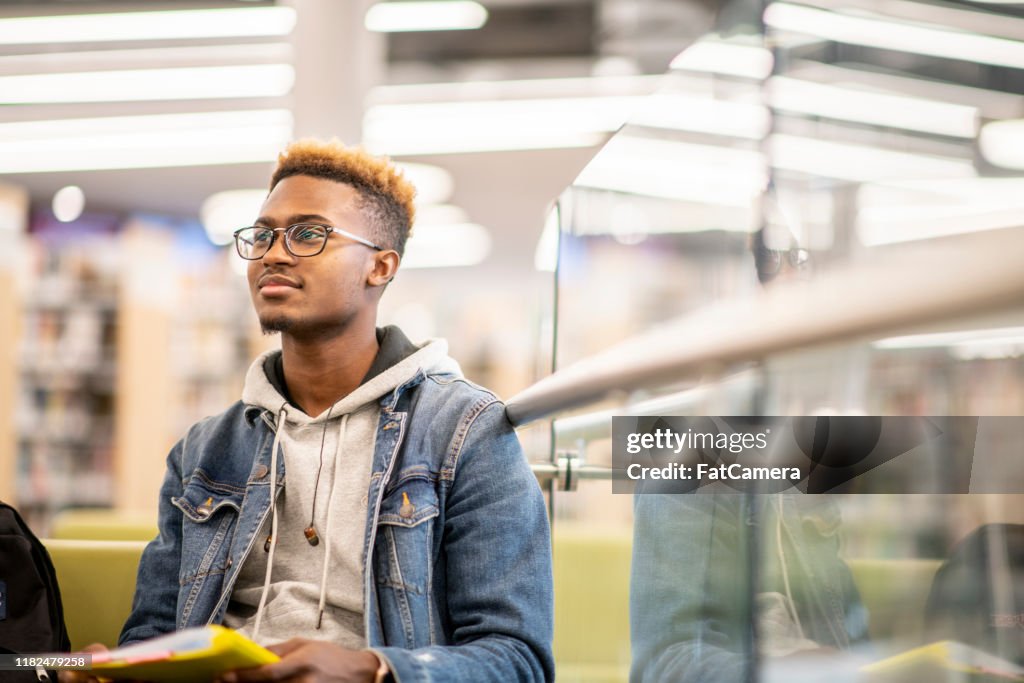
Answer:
[
  {"left": 770, "top": 134, "right": 976, "bottom": 182},
  {"left": 364, "top": 92, "right": 768, "bottom": 155},
  {"left": 364, "top": 1, "right": 488, "bottom": 33},
  {"left": 0, "top": 64, "right": 294, "bottom": 104},
  {"left": 0, "top": 43, "right": 294, "bottom": 77},
  {"left": 670, "top": 41, "right": 774, "bottom": 80},
  {"left": 0, "top": 7, "right": 296, "bottom": 45},
  {"left": 874, "top": 326, "right": 1024, "bottom": 349},
  {"left": 765, "top": 3, "right": 1024, "bottom": 70},
  {"left": 769, "top": 76, "right": 979, "bottom": 139},
  {"left": 364, "top": 96, "right": 641, "bottom": 154},
  {"left": 0, "top": 110, "right": 292, "bottom": 173}
]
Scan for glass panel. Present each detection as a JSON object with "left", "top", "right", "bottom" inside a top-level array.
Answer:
[{"left": 547, "top": 0, "right": 1024, "bottom": 680}]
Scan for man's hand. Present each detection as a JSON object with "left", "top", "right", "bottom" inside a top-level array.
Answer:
[
  {"left": 57, "top": 643, "right": 108, "bottom": 683},
  {"left": 217, "top": 639, "right": 382, "bottom": 683}
]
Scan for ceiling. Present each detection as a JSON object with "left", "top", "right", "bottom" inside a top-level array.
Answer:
[{"left": 0, "top": 0, "right": 702, "bottom": 271}]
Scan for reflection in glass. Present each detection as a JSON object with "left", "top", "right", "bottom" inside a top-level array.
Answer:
[{"left": 630, "top": 493, "right": 868, "bottom": 683}]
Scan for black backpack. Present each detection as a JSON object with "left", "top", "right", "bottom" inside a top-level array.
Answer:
[{"left": 0, "top": 501, "right": 70, "bottom": 681}]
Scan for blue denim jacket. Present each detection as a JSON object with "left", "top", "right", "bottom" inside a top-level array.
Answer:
[{"left": 120, "top": 369, "right": 555, "bottom": 682}]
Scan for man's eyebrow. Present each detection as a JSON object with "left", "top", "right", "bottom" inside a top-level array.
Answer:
[{"left": 254, "top": 213, "right": 333, "bottom": 227}]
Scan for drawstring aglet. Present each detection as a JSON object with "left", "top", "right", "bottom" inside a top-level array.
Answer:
[
  {"left": 264, "top": 534, "right": 273, "bottom": 552},
  {"left": 316, "top": 610, "right": 324, "bottom": 629}
]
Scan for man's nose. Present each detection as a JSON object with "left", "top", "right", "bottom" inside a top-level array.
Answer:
[{"left": 262, "top": 231, "right": 295, "bottom": 264}]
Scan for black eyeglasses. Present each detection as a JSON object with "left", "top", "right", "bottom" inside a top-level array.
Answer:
[
  {"left": 233, "top": 223, "right": 383, "bottom": 260},
  {"left": 753, "top": 246, "right": 810, "bottom": 277}
]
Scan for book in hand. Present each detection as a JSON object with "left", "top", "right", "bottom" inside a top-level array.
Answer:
[
  {"left": 86, "top": 625, "right": 279, "bottom": 682},
  {"left": 862, "top": 640, "right": 1024, "bottom": 682}
]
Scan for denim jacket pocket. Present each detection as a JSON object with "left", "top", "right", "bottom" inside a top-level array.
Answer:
[
  {"left": 172, "top": 474, "right": 244, "bottom": 588},
  {"left": 375, "top": 472, "right": 441, "bottom": 648}
]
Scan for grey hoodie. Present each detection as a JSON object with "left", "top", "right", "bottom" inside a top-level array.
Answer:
[{"left": 223, "top": 332, "right": 462, "bottom": 647}]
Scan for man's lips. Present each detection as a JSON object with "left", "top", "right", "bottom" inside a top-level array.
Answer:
[
  {"left": 258, "top": 274, "right": 301, "bottom": 289},
  {"left": 257, "top": 274, "right": 301, "bottom": 297}
]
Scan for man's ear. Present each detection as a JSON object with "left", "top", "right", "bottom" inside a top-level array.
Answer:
[{"left": 367, "top": 250, "right": 400, "bottom": 287}]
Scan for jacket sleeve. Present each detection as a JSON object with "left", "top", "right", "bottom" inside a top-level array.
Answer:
[
  {"left": 629, "top": 493, "right": 750, "bottom": 683},
  {"left": 118, "top": 438, "right": 186, "bottom": 645},
  {"left": 371, "top": 400, "right": 555, "bottom": 683}
]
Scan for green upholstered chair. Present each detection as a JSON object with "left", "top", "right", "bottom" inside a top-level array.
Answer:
[
  {"left": 50, "top": 508, "right": 157, "bottom": 542},
  {"left": 846, "top": 557, "right": 943, "bottom": 643},
  {"left": 43, "top": 539, "right": 147, "bottom": 650},
  {"left": 550, "top": 526, "right": 943, "bottom": 683},
  {"left": 553, "top": 526, "right": 633, "bottom": 683}
]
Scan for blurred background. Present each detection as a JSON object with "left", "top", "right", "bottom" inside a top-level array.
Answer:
[
  {"left": 3, "top": 0, "right": 1024, "bottom": 680},
  {"left": 0, "top": 0, "right": 702, "bottom": 521}
]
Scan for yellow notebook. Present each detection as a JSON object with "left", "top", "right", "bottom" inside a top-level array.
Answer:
[
  {"left": 87, "top": 625, "right": 279, "bottom": 682},
  {"left": 863, "top": 641, "right": 1024, "bottom": 682}
]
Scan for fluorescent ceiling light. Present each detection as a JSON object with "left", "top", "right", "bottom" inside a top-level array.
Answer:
[
  {"left": 0, "top": 109, "right": 292, "bottom": 173},
  {"left": 783, "top": 60, "right": 1024, "bottom": 122},
  {"left": 670, "top": 40, "right": 774, "bottom": 79},
  {"left": 574, "top": 137, "right": 767, "bottom": 208},
  {"left": 394, "top": 163, "right": 454, "bottom": 206},
  {"left": 874, "top": 326, "right": 1024, "bottom": 349},
  {"left": 980, "top": 119, "right": 1024, "bottom": 170},
  {"left": 365, "top": 91, "right": 766, "bottom": 155},
  {"left": 765, "top": 3, "right": 1024, "bottom": 70},
  {"left": 629, "top": 92, "right": 769, "bottom": 139},
  {"left": 769, "top": 76, "right": 979, "bottom": 138},
  {"left": 0, "top": 42, "right": 294, "bottom": 77},
  {"left": 770, "top": 134, "right": 976, "bottom": 182},
  {"left": 859, "top": 206, "right": 1024, "bottom": 246},
  {"left": 365, "top": 1, "right": 488, "bottom": 32},
  {"left": 369, "top": 75, "right": 662, "bottom": 105},
  {"left": 201, "top": 189, "right": 267, "bottom": 246},
  {"left": 857, "top": 178, "right": 1024, "bottom": 246},
  {"left": 364, "top": 97, "right": 636, "bottom": 154},
  {"left": 402, "top": 222, "right": 491, "bottom": 269},
  {"left": 0, "top": 7, "right": 296, "bottom": 45},
  {"left": 0, "top": 64, "right": 294, "bottom": 104}
]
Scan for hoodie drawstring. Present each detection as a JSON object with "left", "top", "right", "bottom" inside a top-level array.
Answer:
[
  {"left": 253, "top": 404, "right": 288, "bottom": 642},
  {"left": 316, "top": 413, "right": 348, "bottom": 629}
]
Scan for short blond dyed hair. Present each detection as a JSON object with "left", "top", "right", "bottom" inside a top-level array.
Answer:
[{"left": 270, "top": 139, "right": 417, "bottom": 255}]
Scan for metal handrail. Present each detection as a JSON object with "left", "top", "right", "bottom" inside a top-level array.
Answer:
[
  {"left": 507, "top": 227, "right": 1024, "bottom": 426},
  {"left": 551, "top": 369, "right": 760, "bottom": 444}
]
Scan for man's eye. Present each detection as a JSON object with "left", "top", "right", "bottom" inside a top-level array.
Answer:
[
  {"left": 293, "top": 228, "right": 323, "bottom": 243},
  {"left": 253, "top": 231, "right": 273, "bottom": 244}
]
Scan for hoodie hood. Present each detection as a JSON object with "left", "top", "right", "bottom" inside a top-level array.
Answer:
[{"left": 242, "top": 335, "right": 462, "bottom": 426}]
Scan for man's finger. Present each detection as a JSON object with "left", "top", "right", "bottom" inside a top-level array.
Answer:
[
  {"left": 225, "top": 656, "right": 308, "bottom": 682},
  {"left": 56, "top": 672, "right": 100, "bottom": 683},
  {"left": 266, "top": 638, "right": 308, "bottom": 657}
]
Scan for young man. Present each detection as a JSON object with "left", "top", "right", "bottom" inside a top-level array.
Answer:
[{"left": 68, "top": 140, "right": 554, "bottom": 683}]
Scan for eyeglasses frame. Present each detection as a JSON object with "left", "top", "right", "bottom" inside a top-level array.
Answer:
[
  {"left": 233, "top": 223, "right": 384, "bottom": 260},
  {"left": 753, "top": 245, "right": 811, "bottom": 276}
]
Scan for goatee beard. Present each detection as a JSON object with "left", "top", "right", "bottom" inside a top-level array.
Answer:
[{"left": 260, "top": 316, "right": 292, "bottom": 334}]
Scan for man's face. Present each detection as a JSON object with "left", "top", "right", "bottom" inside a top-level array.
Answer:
[{"left": 246, "top": 174, "right": 382, "bottom": 338}]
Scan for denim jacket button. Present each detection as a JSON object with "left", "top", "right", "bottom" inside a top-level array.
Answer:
[
  {"left": 253, "top": 464, "right": 269, "bottom": 480},
  {"left": 197, "top": 496, "right": 214, "bottom": 517},
  {"left": 399, "top": 491, "right": 415, "bottom": 519}
]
